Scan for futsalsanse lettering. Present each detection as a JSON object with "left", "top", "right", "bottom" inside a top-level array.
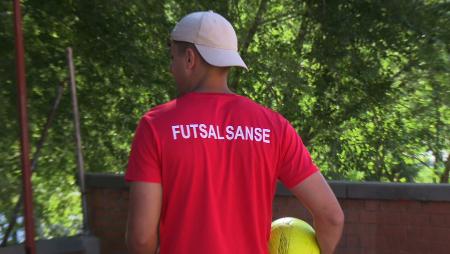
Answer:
[{"left": 172, "top": 124, "right": 271, "bottom": 143}]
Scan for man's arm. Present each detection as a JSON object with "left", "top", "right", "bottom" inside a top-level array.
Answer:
[
  {"left": 126, "top": 182, "right": 162, "bottom": 254},
  {"left": 289, "top": 172, "right": 344, "bottom": 254}
]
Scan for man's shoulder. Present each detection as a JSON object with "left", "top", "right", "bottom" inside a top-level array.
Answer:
[
  {"left": 141, "top": 98, "right": 178, "bottom": 123},
  {"left": 238, "top": 95, "right": 287, "bottom": 122},
  {"left": 139, "top": 93, "right": 289, "bottom": 126}
]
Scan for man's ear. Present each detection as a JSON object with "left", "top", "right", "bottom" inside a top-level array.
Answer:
[{"left": 185, "top": 48, "right": 196, "bottom": 70}]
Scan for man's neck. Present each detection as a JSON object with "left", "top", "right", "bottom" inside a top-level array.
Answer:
[
  {"left": 191, "top": 86, "right": 233, "bottom": 94},
  {"left": 190, "top": 70, "right": 232, "bottom": 93}
]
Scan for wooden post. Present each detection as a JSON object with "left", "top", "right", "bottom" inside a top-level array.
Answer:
[{"left": 67, "top": 47, "right": 90, "bottom": 234}]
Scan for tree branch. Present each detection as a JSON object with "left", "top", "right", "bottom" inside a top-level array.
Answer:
[
  {"left": 231, "top": 0, "right": 269, "bottom": 90},
  {"left": 1, "top": 81, "right": 66, "bottom": 246}
]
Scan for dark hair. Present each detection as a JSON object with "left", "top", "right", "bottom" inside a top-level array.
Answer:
[
  {"left": 172, "top": 40, "right": 199, "bottom": 56},
  {"left": 170, "top": 40, "right": 229, "bottom": 72}
]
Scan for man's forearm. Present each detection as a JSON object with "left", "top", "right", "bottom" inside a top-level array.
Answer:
[{"left": 314, "top": 215, "right": 344, "bottom": 254}]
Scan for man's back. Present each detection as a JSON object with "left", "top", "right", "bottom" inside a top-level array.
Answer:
[
  {"left": 126, "top": 11, "right": 343, "bottom": 254},
  {"left": 126, "top": 92, "right": 318, "bottom": 254}
]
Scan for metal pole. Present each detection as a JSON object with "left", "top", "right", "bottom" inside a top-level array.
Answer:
[
  {"left": 67, "top": 47, "right": 90, "bottom": 234},
  {"left": 12, "top": 0, "right": 36, "bottom": 253}
]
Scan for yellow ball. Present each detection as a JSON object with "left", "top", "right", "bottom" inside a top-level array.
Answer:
[{"left": 269, "top": 217, "right": 320, "bottom": 254}]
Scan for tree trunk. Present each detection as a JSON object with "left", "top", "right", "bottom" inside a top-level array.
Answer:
[
  {"left": 231, "top": 0, "right": 269, "bottom": 90},
  {"left": 431, "top": 79, "right": 445, "bottom": 182},
  {"left": 440, "top": 153, "right": 450, "bottom": 183}
]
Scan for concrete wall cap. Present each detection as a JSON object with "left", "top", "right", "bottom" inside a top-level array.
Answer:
[{"left": 85, "top": 173, "right": 450, "bottom": 202}]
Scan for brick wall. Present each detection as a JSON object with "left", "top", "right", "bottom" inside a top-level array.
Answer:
[
  {"left": 87, "top": 188, "right": 129, "bottom": 254},
  {"left": 85, "top": 174, "right": 450, "bottom": 254},
  {"left": 273, "top": 197, "right": 450, "bottom": 254}
]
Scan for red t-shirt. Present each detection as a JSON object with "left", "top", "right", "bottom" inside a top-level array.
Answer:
[{"left": 125, "top": 92, "right": 318, "bottom": 254}]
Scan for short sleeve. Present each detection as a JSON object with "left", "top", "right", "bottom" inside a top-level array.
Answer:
[
  {"left": 277, "top": 120, "right": 319, "bottom": 189},
  {"left": 125, "top": 116, "right": 162, "bottom": 183}
]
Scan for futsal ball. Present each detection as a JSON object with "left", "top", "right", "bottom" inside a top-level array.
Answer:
[{"left": 269, "top": 217, "right": 320, "bottom": 254}]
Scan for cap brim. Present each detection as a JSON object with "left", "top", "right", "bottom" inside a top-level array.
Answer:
[{"left": 195, "top": 44, "right": 248, "bottom": 70}]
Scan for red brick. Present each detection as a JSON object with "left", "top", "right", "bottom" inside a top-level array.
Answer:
[
  {"left": 376, "top": 225, "right": 408, "bottom": 250},
  {"left": 334, "top": 246, "right": 347, "bottom": 254},
  {"left": 342, "top": 224, "right": 357, "bottom": 235},
  {"left": 402, "top": 200, "right": 423, "bottom": 212},
  {"left": 413, "top": 226, "right": 436, "bottom": 243},
  {"left": 348, "top": 224, "right": 377, "bottom": 237},
  {"left": 358, "top": 225, "right": 378, "bottom": 249},
  {"left": 345, "top": 209, "right": 360, "bottom": 223},
  {"left": 346, "top": 234, "right": 360, "bottom": 248},
  {"left": 365, "top": 200, "right": 380, "bottom": 211},
  {"left": 429, "top": 242, "right": 450, "bottom": 254},
  {"left": 378, "top": 212, "right": 408, "bottom": 225},
  {"left": 380, "top": 201, "right": 406, "bottom": 212},
  {"left": 97, "top": 206, "right": 128, "bottom": 218},
  {"left": 405, "top": 237, "right": 429, "bottom": 253},
  {"left": 100, "top": 239, "right": 127, "bottom": 254},
  {"left": 273, "top": 199, "right": 310, "bottom": 219},
  {"left": 95, "top": 228, "right": 126, "bottom": 240},
  {"left": 407, "top": 213, "right": 430, "bottom": 226},
  {"left": 92, "top": 215, "right": 127, "bottom": 230},
  {"left": 344, "top": 200, "right": 365, "bottom": 210},
  {"left": 430, "top": 214, "right": 450, "bottom": 227},
  {"left": 360, "top": 232, "right": 376, "bottom": 249},
  {"left": 359, "top": 211, "right": 378, "bottom": 224},
  {"left": 405, "top": 226, "right": 422, "bottom": 239},
  {"left": 421, "top": 227, "right": 450, "bottom": 243},
  {"left": 423, "top": 202, "right": 450, "bottom": 214},
  {"left": 335, "top": 247, "right": 362, "bottom": 254},
  {"left": 337, "top": 234, "right": 347, "bottom": 248},
  {"left": 342, "top": 224, "right": 358, "bottom": 236},
  {"left": 359, "top": 249, "right": 377, "bottom": 254}
]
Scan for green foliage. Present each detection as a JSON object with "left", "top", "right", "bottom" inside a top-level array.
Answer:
[{"left": 0, "top": 0, "right": 449, "bottom": 244}]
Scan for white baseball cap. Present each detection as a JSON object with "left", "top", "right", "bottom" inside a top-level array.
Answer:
[{"left": 170, "top": 11, "right": 248, "bottom": 70}]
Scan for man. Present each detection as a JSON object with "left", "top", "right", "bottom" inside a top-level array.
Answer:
[{"left": 126, "top": 11, "right": 344, "bottom": 254}]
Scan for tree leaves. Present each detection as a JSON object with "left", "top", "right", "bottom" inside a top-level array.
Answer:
[{"left": 0, "top": 0, "right": 448, "bottom": 244}]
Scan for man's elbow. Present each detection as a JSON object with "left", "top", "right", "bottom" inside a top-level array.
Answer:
[
  {"left": 321, "top": 207, "right": 345, "bottom": 227},
  {"left": 126, "top": 232, "right": 158, "bottom": 253},
  {"left": 314, "top": 208, "right": 345, "bottom": 227},
  {"left": 330, "top": 207, "right": 345, "bottom": 227}
]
